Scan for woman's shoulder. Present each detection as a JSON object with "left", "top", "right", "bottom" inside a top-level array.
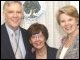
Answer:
[
  {"left": 47, "top": 45, "right": 58, "bottom": 52},
  {"left": 76, "top": 35, "right": 79, "bottom": 41},
  {"left": 47, "top": 45, "right": 58, "bottom": 59},
  {"left": 73, "top": 35, "right": 79, "bottom": 48}
]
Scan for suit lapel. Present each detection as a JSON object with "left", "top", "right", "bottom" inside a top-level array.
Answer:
[
  {"left": 64, "top": 36, "right": 78, "bottom": 59},
  {"left": 2, "top": 24, "right": 15, "bottom": 59}
]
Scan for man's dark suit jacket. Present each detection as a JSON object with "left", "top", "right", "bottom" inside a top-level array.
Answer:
[
  {"left": 1, "top": 24, "right": 31, "bottom": 59},
  {"left": 28, "top": 45, "right": 58, "bottom": 59}
]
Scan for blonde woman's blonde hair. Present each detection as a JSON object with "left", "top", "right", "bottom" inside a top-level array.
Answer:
[{"left": 56, "top": 5, "right": 79, "bottom": 25}]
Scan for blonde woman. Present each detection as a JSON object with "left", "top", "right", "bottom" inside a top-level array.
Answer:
[{"left": 56, "top": 5, "right": 79, "bottom": 59}]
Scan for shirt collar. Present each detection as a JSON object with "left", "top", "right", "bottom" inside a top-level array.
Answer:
[{"left": 5, "top": 24, "right": 20, "bottom": 35}]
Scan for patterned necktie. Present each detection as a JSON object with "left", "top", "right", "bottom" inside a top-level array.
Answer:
[{"left": 12, "top": 32, "right": 23, "bottom": 59}]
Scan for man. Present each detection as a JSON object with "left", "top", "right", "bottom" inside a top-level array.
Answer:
[{"left": 1, "top": 1, "right": 31, "bottom": 59}]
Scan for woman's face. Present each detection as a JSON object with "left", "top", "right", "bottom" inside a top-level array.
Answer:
[
  {"left": 59, "top": 13, "right": 78, "bottom": 34},
  {"left": 30, "top": 32, "right": 46, "bottom": 50}
]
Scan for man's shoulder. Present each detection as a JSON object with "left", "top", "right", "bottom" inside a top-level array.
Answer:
[
  {"left": 20, "top": 27, "right": 27, "bottom": 32},
  {"left": 20, "top": 27, "right": 29, "bottom": 35},
  {"left": 1, "top": 24, "right": 5, "bottom": 29},
  {"left": 1, "top": 24, "right": 7, "bottom": 33}
]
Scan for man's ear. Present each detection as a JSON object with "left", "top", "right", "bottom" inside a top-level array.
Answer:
[
  {"left": 2, "top": 12, "right": 6, "bottom": 22},
  {"left": 2, "top": 11, "right": 6, "bottom": 18}
]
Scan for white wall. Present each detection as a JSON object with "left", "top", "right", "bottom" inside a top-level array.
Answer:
[
  {"left": 70, "top": 1, "right": 79, "bottom": 13},
  {"left": 1, "top": 1, "right": 79, "bottom": 49},
  {"left": 1, "top": 1, "right": 79, "bottom": 25}
]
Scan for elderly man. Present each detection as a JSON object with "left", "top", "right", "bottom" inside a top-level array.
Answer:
[{"left": 1, "top": 1, "right": 31, "bottom": 59}]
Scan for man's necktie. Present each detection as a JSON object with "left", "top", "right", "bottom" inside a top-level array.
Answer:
[{"left": 12, "top": 32, "right": 23, "bottom": 59}]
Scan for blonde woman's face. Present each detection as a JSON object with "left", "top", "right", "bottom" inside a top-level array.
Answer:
[{"left": 59, "top": 13, "right": 78, "bottom": 34}]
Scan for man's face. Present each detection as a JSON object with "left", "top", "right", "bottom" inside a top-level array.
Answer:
[{"left": 4, "top": 3, "right": 23, "bottom": 29}]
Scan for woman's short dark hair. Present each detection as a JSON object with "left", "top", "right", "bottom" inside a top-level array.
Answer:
[{"left": 28, "top": 23, "right": 49, "bottom": 40}]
